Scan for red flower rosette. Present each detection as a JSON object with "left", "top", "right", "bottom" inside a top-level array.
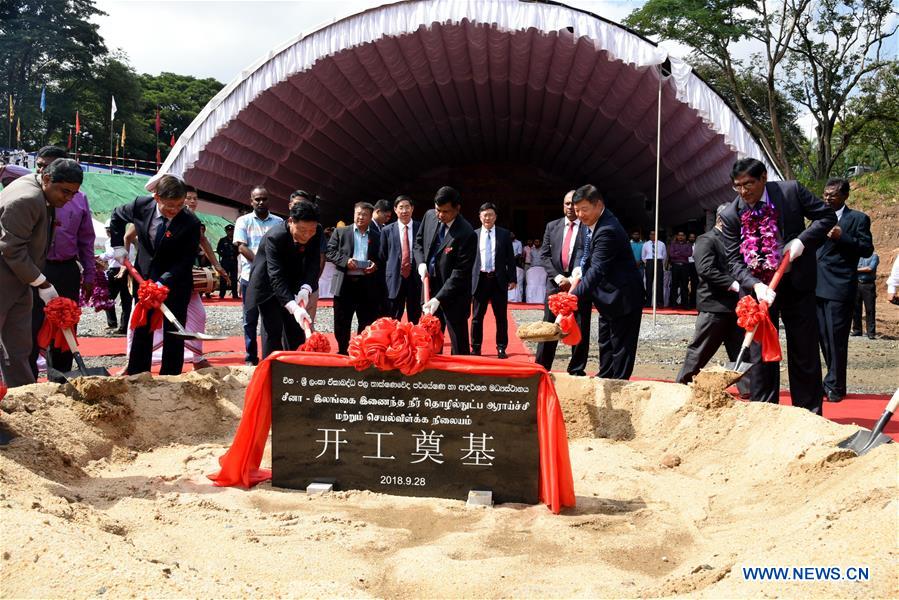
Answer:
[
  {"left": 735, "top": 295, "right": 782, "bottom": 362},
  {"left": 129, "top": 280, "right": 169, "bottom": 331},
  {"left": 417, "top": 314, "right": 444, "bottom": 354},
  {"left": 548, "top": 291, "right": 581, "bottom": 346},
  {"left": 347, "top": 317, "right": 437, "bottom": 376},
  {"left": 37, "top": 297, "right": 81, "bottom": 351},
  {"left": 298, "top": 332, "right": 331, "bottom": 353}
]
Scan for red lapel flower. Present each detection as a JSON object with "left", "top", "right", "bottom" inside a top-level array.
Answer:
[
  {"left": 444, "top": 246, "right": 453, "bottom": 254},
  {"left": 164, "top": 230, "right": 172, "bottom": 238}
]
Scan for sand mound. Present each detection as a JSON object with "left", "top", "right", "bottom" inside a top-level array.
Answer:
[{"left": 1, "top": 369, "right": 896, "bottom": 598}]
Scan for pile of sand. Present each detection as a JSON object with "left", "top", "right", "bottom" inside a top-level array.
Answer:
[{"left": 1, "top": 368, "right": 895, "bottom": 598}]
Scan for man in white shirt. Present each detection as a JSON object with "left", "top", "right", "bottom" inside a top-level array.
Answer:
[
  {"left": 233, "top": 186, "right": 283, "bottom": 365},
  {"left": 641, "top": 230, "right": 667, "bottom": 307},
  {"left": 379, "top": 195, "right": 421, "bottom": 323},
  {"left": 470, "top": 202, "right": 517, "bottom": 358}
]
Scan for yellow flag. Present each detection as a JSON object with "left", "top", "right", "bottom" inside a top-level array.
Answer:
[
  {"left": 8, "top": 94, "right": 12, "bottom": 123},
  {"left": 16, "top": 117, "right": 20, "bottom": 145},
  {"left": 121, "top": 122, "right": 126, "bottom": 147}
]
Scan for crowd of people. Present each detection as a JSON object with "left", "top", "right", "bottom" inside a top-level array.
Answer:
[{"left": 2, "top": 149, "right": 898, "bottom": 435}]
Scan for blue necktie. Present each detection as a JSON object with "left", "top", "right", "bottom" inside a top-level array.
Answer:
[
  {"left": 579, "top": 226, "right": 592, "bottom": 269},
  {"left": 429, "top": 223, "right": 447, "bottom": 274},
  {"left": 154, "top": 217, "right": 169, "bottom": 249},
  {"left": 485, "top": 229, "right": 493, "bottom": 272}
]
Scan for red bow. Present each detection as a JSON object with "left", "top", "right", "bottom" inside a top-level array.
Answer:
[
  {"left": 37, "top": 297, "right": 81, "bottom": 352},
  {"left": 298, "top": 332, "right": 331, "bottom": 353},
  {"left": 736, "top": 295, "right": 781, "bottom": 362},
  {"left": 348, "top": 317, "right": 443, "bottom": 376},
  {"left": 547, "top": 291, "right": 581, "bottom": 346},
  {"left": 130, "top": 280, "right": 170, "bottom": 331}
]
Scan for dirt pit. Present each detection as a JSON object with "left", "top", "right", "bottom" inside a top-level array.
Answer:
[{"left": 1, "top": 368, "right": 896, "bottom": 598}]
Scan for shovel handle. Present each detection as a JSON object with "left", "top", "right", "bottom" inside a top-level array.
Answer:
[
  {"left": 121, "top": 257, "right": 145, "bottom": 285},
  {"left": 423, "top": 273, "right": 431, "bottom": 302},
  {"left": 768, "top": 249, "right": 792, "bottom": 293},
  {"left": 121, "top": 257, "right": 191, "bottom": 334},
  {"left": 60, "top": 328, "right": 89, "bottom": 374},
  {"left": 298, "top": 296, "right": 313, "bottom": 338}
]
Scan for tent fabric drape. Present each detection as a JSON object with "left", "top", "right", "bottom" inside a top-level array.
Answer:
[
  {"left": 158, "top": 0, "right": 779, "bottom": 224},
  {"left": 208, "top": 351, "right": 577, "bottom": 514}
]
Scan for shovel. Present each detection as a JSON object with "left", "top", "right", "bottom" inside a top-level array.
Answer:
[
  {"left": 46, "top": 327, "right": 111, "bottom": 383},
  {"left": 122, "top": 258, "right": 227, "bottom": 341},
  {"left": 837, "top": 389, "right": 898, "bottom": 456},
  {"left": 723, "top": 251, "right": 791, "bottom": 379},
  {"left": 517, "top": 277, "right": 580, "bottom": 343}
]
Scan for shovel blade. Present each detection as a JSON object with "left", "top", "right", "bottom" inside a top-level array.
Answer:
[
  {"left": 838, "top": 429, "right": 895, "bottom": 456},
  {"left": 168, "top": 331, "right": 228, "bottom": 341},
  {"left": 47, "top": 366, "right": 70, "bottom": 384}
]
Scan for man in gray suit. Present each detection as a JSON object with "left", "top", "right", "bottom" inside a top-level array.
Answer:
[{"left": 0, "top": 159, "right": 83, "bottom": 389}]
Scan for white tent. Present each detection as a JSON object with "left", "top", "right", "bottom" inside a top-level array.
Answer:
[{"left": 158, "top": 0, "right": 781, "bottom": 224}]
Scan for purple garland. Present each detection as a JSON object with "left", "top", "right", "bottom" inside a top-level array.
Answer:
[
  {"left": 739, "top": 202, "right": 780, "bottom": 284},
  {"left": 81, "top": 269, "right": 116, "bottom": 312}
]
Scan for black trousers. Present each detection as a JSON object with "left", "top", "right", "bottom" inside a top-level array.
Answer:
[
  {"left": 676, "top": 311, "right": 750, "bottom": 394},
  {"left": 105, "top": 268, "right": 132, "bottom": 328},
  {"left": 644, "top": 260, "right": 665, "bottom": 307},
  {"left": 389, "top": 275, "right": 422, "bottom": 323},
  {"left": 535, "top": 285, "right": 591, "bottom": 375},
  {"left": 687, "top": 263, "right": 698, "bottom": 308},
  {"left": 470, "top": 273, "right": 509, "bottom": 351},
  {"left": 746, "top": 279, "right": 823, "bottom": 413},
  {"left": 128, "top": 292, "right": 190, "bottom": 376},
  {"left": 334, "top": 276, "right": 378, "bottom": 354},
  {"left": 853, "top": 281, "right": 876, "bottom": 335},
  {"left": 219, "top": 263, "right": 239, "bottom": 298},
  {"left": 436, "top": 300, "right": 470, "bottom": 356},
  {"left": 817, "top": 296, "right": 853, "bottom": 398},
  {"left": 30, "top": 259, "right": 82, "bottom": 376},
  {"left": 596, "top": 306, "right": 642, "bottom": 380},
  {"left": 258, "top": 296, "right": 305, "bottom": 359},
  {"left": 669, "top": 263, "right": 689, "bottom": 307}
]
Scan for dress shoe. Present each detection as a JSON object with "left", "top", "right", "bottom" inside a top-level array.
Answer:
[
  {"left": 113, "top": 327, "right": 127, "bottom": 335},
  {"left": 471, "top": 346, "right": 481, "bottom": 356},
  {"left": 850, "top": 331, "right": 862, "bottom": 337},
  {"left": 497, "top": 347, "right": 508, "bottom": 359},
  {"left": 105, "top": 324, "right": 118, "bottom": 331},
  {"left": 825, "top": 391, "right": 843, "bottom": 403},
  {"left": 867, "top": 333, "right": 876, "bottom": 340},
  {"left": 0, "top": 423, "right": 15, "bottom": 446},
  {"left": 193, "top": 359, "right": 214, "bottom": 370}
]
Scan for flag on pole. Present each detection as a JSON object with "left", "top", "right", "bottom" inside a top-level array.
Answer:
[
  {"left": 155, "top": 108, "right": 161, "bottom": 134},
  {"left": 156, "top": 147, "right": 161, "bottom": 165},
  {"left": 8, "top": 94, "right": 12, "bottom": 123},
  {"left": 67, "top": 129, "right": 72, "bottom": 150},
  {"left": 110, "top": 95, "right": 117, "bottom": 121},
  {"left": 170, "top": 132, "right": 176, "bottom": 146},
  {"left": 75, "top": 110, "right": 80, "bottom": 134},
  {"left": 121, "top": 123, "right": 126, "bottom": 147},
  {"left": 40, "top": 86, "right": 46, "bottom": 113},
  {"left": 16, "top": 118, "right": 20, "bottom": 145}
]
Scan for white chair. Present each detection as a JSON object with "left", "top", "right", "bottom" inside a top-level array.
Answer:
[
  {"left": 318, "top": 262, "right": 336, "bottom": 299},
  {"left": 508, "top": 267, "right": 524, "bottom": 302},
  {"left": 525, "top": 266, "right": 547, "bottom": 304}
]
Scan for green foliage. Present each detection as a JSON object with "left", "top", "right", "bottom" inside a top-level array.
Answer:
[
  {"left": 849, "top": 167, "right": 899, "bottom": 212},
  {"left": 138, "top": 72, "right": 224, "bottom": 157}
]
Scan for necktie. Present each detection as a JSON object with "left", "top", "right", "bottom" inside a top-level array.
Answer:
[
  {"left": 485, "top": 229, "right": 494, "bottom": 272},
  {"left": 429, "top": 223, "right": 447, "bottom": 274},
  {"left": 579, "top": 226, "right": 592, "bottom": 269},
  {"left": 400, "top": 224, "right": 411, "bottom": 278},
  {"left": 154, "top": 216, "right": 169, "bottom": 249},
  {"left": 561, "top": 220, "right": 575, "bottom": 271}
]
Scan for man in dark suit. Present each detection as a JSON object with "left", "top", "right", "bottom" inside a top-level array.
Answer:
[
  {"left": 470, "top": 202, "right": 517, "bottom": 358},
  {"left": 244, "top": 201, "right": 321, "bottom": 358},
  {"left": 379, "top": 195, "right": 421, "bottom": 323},
  {"left": 534, "top": 190, "right": 591, "bottom": 374},
  {"left": 721, "top": 158, "right": 836, "bottom": 413},
  {"left": 571, "top": 185, "right": 644, "bottom": 380},
  {"left": 109, "top": 175, "right": 201, "bottom": 376},
  {"left": 676, "top": 205, "right": 749, "bottom": 395},
  {"left": 326, "top": 202, "right": 381, "bottom": 355},
  {"left": 413, "top": 186, "right": 477, "bottom": 355},
  {"left": 815, "top": 178, "right": 874, "bottom": 402}
]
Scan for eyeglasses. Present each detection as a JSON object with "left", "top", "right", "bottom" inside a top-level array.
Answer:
[{"left": 732, "top": 180, "right": 759, "bottom": 192}]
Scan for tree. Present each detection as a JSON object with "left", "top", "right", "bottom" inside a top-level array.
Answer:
[
  {"left": 840, "top": 61, "right": 899, "bottom": 169},
  {"left": 0, "top": 0, "right": 107, "bottom": 146},
  {"left": 625, "top": 0, "right": 809, "bottom": 178},
  {"left": 786, "top": 0, "right": 897, "bottom": 179}
]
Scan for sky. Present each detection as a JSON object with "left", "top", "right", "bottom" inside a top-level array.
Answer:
[{"left": 92, "top": 0, "right": 656, "bottom": 83}]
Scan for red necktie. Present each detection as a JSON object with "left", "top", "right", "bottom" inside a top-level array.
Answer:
[
  {"left": 561, "top": 221, "right": 575, "bottom": 271},
  {"left": 400, "top": 224, "right": 411, "bottom": 278}
]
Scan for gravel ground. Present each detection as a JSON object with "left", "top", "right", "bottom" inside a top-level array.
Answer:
[{"left": 77, "top": 302, "right": 897, "bottom": 394}]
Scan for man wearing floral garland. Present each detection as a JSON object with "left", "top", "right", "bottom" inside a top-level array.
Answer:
[{"left": 720, "top": 158, "right": 836, "bottom": 414}]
